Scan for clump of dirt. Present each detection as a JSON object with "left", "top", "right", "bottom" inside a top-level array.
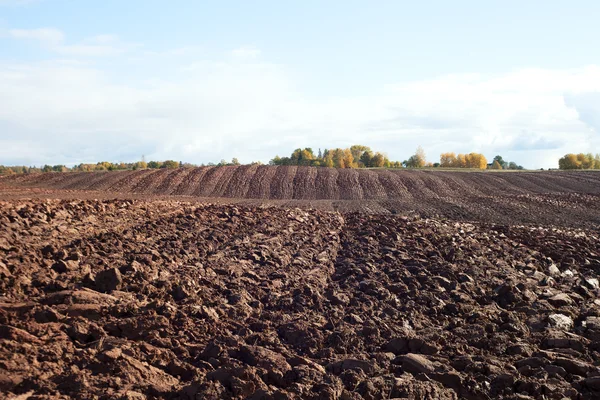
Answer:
[{"left": 1, "top": 199, "right": 600, "bottom": 399}]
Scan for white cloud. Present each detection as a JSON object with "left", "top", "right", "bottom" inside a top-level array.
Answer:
[
  {"left": 7, "top": 27, "right": 131, "bottom": 57},
  {"left": 231, "top": 45, "right": 261, "bottom": 59},
  {"left": 9, "top": 27, "right": 64, "bottom": 46},
  {"left": 55, "top": 44, "right": 125, "bottom": 57},
  {"left": 0, "top": 39, "right": 599, "bottom": 168},
  {"left": 141, "top": 46, "right": 203, "bottom": 59},
  {"left": 564, "top": 92, "right": 600, "bottom": 134}
]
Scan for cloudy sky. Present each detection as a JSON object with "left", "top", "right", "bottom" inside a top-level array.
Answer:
[{"left": 1, "top": 0, "right": 599, "bottom": 168}]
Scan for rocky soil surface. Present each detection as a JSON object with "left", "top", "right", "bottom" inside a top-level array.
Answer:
[{"left": 2, "top": 199, "right": 600, "bottom": 399}]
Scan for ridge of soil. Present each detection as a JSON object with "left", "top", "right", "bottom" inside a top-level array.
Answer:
[{"left": 2, "top": 167, "right": 600, "bottom": 230}]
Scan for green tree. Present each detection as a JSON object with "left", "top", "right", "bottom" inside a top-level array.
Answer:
[
  {"left": 508, "top": 161, "right": 524, "bottom": 170},
  {"left": 324, "top": 152, "right": 334, "bottom": 168},
  {"left": 290, "top": 148, "right": 315, "bottom": 166},
  {"left": 332, "top": 149, "right": 346, "bottom": 168},
  {"left": 493, "top": 155, "right": 507, "bottom": 169},
  {"left": 491, "top": 160, "right": 503, "bottom": 170},
  {"left": 350, "top": 145, "right": 371, "bottom": 165},
  {"left": 360, "top": 151, "right": 373, "bottom": 167},
  {"left": 406, "top": 146, "right": 426, "bottom": 168},
  {"left": 558, "top": 154, "right": 581, "bottom": 170},
  {"left": 162, "top": 160, "right": 180, "bottom": 169},
  {"left": 371, "top": 152, "right": 385, "bottom": 167},
  {"left": 133, "top": 160, "right": 148, "bottom": 170}
]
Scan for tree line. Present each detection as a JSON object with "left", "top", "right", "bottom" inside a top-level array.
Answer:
[
  {"left": 558, "top": 153, "right": 600, "bottom": 170},
  {"left": 270, "top": 146, "right": 525, "bottom": 170},
  {"left": 9, "top": 146, "right": 600, "bottom": 175},
  {"left": 0, "top": 158, "right": 254, "bottom": 175},
  {"left": 269, "top": 146, "right": 403, "bottom": 168}
]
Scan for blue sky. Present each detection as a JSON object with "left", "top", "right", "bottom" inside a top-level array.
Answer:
[{"left": 1, "top": 0, "right": 600, "bottom": 168}]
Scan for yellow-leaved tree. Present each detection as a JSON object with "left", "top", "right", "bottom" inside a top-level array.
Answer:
[
  {"left": 491, "top": 160, "right": 503, "bottom": 170},
  {"left": 439, "top": 152, "right": 487, "bottom": 169}
]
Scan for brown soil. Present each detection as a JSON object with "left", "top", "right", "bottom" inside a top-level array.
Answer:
[
  {"left": 2, "top": 167, "right": 600, "bottom": 229},
  {"left": 1, "top": 168, "right": 600, "bottom": 399}
]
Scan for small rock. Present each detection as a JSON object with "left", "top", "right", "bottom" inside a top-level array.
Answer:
[
  {"left": 515, "top": 357, "right": 549, "bottom": 369},
  {"left": 554, "top": 357, "right": 592, "bottom": 376},
  {"left": 83, "top": 272, "right": 96, "bottom": 287},
  {"left": 544, "top": 364, "right": 567, "bottom": 377},
  {"left": 34, "top": 308, "right": 61, "bottom": 323},
  {"left": 98, "top": 347, "right": 122, "bottom": 362},
  {"left": 166, "top": 359, "right": 198, "bottom": 381},
  {"left": 328, "top": 358, "right": 377, "bottom": 375},
  {"left": 398, "top": 353, "right": 434, "bottom": 374},
  {"left": 347, "top": 313, "right": 364, "bottom": 324},
  {"left": 548, "top": 293, "right": 573, "bottom": 307},
  {"left": 430, "top": 372, "right": 462, "bottom": 390},
  {"left": 328, "top": 292, "right": 350, "bottom": 306},
  {"left": 200, "top": 342, "right": 222, "bottom": 360},
  {"left": 548, "top": 264, "right": 560, "bottom": 277},
  {"left": 119, "top": 261, "right": 142, "bottom": 275},
  {"left": 562, "top": 270, "right": 575, "bottom": 278},
  {"left": 584, "top": 278, "right": 600, "bottom": 290},
  {"left": 491, "top": 374, "right": 516, "bottom": 391},
  {"left": 0, "top": 325, "right": 40, "bottom": 343},
  {"left": 237, "top": 345, "right": 291, "bottom": 373},
  {"left": 586, "top": 316, "right": 600, "bottom": 330},
  {"left": 544, "top": 337, "right": 586, "bottom": 352},
  {"left": 95, "top": 268, "right": 123, "bottom": 293},
  {"left": 506, "top": 343, "right": 532, "bottom": 356},
  {"left": 548, "top": 314, "right": 573, "bottom": 331},
  {"left": 384, "top": 338, "right": 409, "bottom": 355},
  {"left": 51, "top": 260, "right": 78, "bottom": 273},
  {"left": 287, "top": 356, "right": 326, "bottom": 374}
]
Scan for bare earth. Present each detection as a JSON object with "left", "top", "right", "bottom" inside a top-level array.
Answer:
[
  {"left": 1, "top": 167, "right": 600, "bottom": 399},
  {"left": 2, "top": 167, "right": 600, "bottom": 229}
]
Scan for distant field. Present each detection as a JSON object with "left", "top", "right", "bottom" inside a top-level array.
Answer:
[
  {"left": 2, "top": 166, "right": 600, "bottom": 199},
  {"left": 1, "top": 166, "right": 600, "bottom": 229}
]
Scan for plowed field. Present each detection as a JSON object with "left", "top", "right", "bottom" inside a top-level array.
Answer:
[
  {"left": 1, "top": 168, "right": 600, "bottom": 399},
  {"left": 5, "top": 167, "right": 600, "bottom": 200},
  {"left": 2, "top": 167, "right": 600, "bottom": 229}
]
